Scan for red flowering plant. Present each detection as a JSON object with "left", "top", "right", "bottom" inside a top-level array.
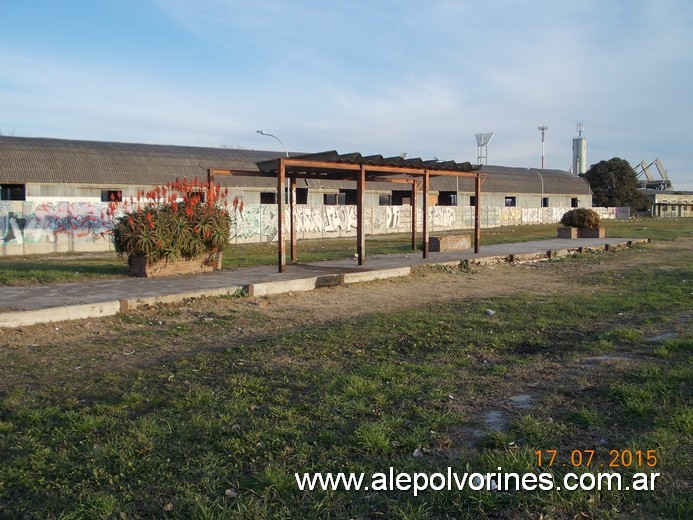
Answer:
[{"left": 111, "top": 178, "right": 231, "bottom": 266}]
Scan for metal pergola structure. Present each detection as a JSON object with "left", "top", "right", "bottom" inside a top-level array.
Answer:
[{"left": 209, "top": 151, "right": 484, "bottom": 273}]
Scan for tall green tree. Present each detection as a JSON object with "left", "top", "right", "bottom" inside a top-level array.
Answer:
[{"left": 582, "top": 157, "right": 650, "bottom": 210}]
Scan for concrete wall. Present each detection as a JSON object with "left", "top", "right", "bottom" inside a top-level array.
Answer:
[
  {"left": 0, "top": 200, "right": 629, "bottom": 256},
  {"left": 0, "top": 200, "right": 117, "bottom": 256}
]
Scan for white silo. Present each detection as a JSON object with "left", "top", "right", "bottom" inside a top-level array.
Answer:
[{"left": 572, "top": 123, "right": 587, "bottom": 175}]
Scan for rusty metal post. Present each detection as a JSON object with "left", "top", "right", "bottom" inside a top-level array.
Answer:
[
  {"left": 277, "top": 159, "right": 286, "bottom": 272},
  {"left": 423, "top": 170, "right": 429, "bottom": 258},
  {"left": 290, "top": 176, "right": 297, "bottom": 263},
  {"left": 474, "top": 173, "right": 481, "bottom": 253},
  {"left": 411, "top": 180, "right": 417, "bottom": 251},
  {"left": 357, "top": 164, "right": 366, "bottom": 265},
  {"left": 206, "top": 169, "right": 214, "bottom": 202}
]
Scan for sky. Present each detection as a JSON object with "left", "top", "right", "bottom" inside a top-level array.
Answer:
[{"left": 1, "top": 0, "right": 692, "bottom": 189}]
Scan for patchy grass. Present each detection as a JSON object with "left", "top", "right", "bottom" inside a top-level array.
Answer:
[
  {"left": 0, "top": 241, "right": 690, "bottom": 518},
  {"left": 0, "top": 254, "right": 127, "bottom": 285},
  {"left": 602, "top": 218, "right": 693, "bottom": 241}
]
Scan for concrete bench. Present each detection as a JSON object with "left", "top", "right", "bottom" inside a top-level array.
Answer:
[{"left": 429, "top": 234, "right": 472, "bottom": 252}]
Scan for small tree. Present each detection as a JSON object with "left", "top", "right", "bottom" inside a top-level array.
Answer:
[
  {"left": 561, "top": 208, "right": 601, "bottom": 229},
  {"left": 111, "top": 179, "right": 231, "bottom": 266},
  {"left": 583, "top": 158, "right": 650, "bottom": 211}
]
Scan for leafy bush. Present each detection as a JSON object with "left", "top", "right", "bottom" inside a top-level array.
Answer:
[
  {"left": 111, "top": 179, "right": 231, "bottom": 265},
  {"left": 560, "top": 208, "right": 601, "bottom": 229}
]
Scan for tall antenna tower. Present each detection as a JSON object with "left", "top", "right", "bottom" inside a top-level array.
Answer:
[
  {"left": 538, "top": 125, "right": 548, "bottom": 168},
  {"left": 475, "top": 132, "right": 493, "bottom": 165},
  {"left": 572, "top": 123, "right": 587, "bottom": 175}
]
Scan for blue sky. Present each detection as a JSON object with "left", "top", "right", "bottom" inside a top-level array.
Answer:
[{"left": 1, "top": 0, "right": 692, "bottom": 188}]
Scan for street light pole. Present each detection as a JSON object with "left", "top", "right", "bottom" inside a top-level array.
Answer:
[
  {"left": 529, "top": 168, "right": 545, "bottom": 208},
  {"left": 256, "top": 130, "right": 289, "bottom": 157}
]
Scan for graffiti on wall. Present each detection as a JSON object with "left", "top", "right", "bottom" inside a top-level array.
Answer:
[
  {"left": 1, "top": 199, "right": 631, "bottom": 255},
  {"left": 521, "top": 208, "right": 542, "bottom": 225},
  {"left": 228, "top": 205, "right": 409, "bottom": 241},
  {"left": 322, "top": 205, "right": 357, "bottom": 233},
  {"left": 229, "top": 204, "right": 278, "bottom": 241},
  {"left": 500, "top": 207, "right": 522, "bottom": 226},
  {"left": 292, "top": 205, "right": 358, "bottom": 234},
  {"left": 294, "top": 206, "right": 323, "bottom": 234},
  {"left": 431, "top": 206, "right": 456, "bottom": 228},
  {"left": 412, "top": 207, "right": 456, "bottom": 227},
  {"left": 372, "top": 206, "right": 402, "bottom": 230},
  {"left": 0, "top": 211, "right": 26, "bottom": 244},
  {"left": 0, "top": 202, "right": 114, "bottom": 244}
]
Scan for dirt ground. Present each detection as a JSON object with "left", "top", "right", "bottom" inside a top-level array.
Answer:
[{"left": 1, "top": 239, "right": 691, "bottom": 396}]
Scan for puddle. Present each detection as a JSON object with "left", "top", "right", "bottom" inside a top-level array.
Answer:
[
  {"left": 482, "top": 409, "right": 508, "bottom": 431},
  {"left": 473, "top": 398, "right": 535, "bottom": 439},
  {"left": 469, "top": 409, "right": 509, "bottom": 439},
  {"left": 509, "top": 394, "right": 535, "bottom": 410},
  {"left": 646, "top": 332, "right": 676, "bottom": 343}
]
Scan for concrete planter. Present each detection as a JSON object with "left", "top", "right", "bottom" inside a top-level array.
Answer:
[
  {"left": 557, "top": 227, "right": 578, "bottom": 239},
  {"left": 128, "top": 251, "right": 223, "bottom": 278},
  {"left": 578, "top": 227, "right": 605, "bottom": 238},
  {"left": 557, "top": 227, "right": 605, "bottom": 239}
]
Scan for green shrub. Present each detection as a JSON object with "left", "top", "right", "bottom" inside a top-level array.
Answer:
[
  {"left": 111, "top": 179, "right": 231, "bottom": 265},
  {"left": 560, "top": 208, "right": 601, "bottom": 229}
]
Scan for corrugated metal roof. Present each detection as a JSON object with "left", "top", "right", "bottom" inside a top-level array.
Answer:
[
  {"left": 0, "top": 137, "right": 590, "bottom": 194},
  {"left": 429, "top": 165, "right": 591, "bottom": 194},
  {"left": 0, "top": 136, "right": 283, "bottom": 185},
  {"left": 256, "top": 150, "right": 478, "bottom": 174}
]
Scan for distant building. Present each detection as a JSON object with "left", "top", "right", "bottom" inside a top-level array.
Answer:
[
  {"left": 1, "top": 136, "right": 607, "bottom": 256},
  {"left": 0, "top": 136, "right": 592, "bottom": 208},
  {"left": 641, "top": 190, "right": 693, "bottom": 218}
]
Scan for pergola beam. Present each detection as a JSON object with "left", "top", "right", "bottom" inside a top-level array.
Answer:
[
  {"left": 290, "top": 176, "right": 297, "bottom": 263},
  {"left": 423, "top": 170, "right": 430, "bottom": 258},
  {"left": 277, "top": 160, "right": 286, "bottom": 273},
  {"left": 411, "top": 180, "right": 417, "bottom": 251},
  {"left": 474, "top": 173, "right": 481, "bottom": 254},
  {"left": 357, "top": 164, "right": 366, "bottom": 265}
]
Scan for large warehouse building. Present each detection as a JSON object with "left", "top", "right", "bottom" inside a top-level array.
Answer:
[{"left": 0, "top": 136, "right": 610, "bottom": 256}]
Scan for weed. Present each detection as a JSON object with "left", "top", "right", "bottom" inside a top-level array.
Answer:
[{"left": 572, "top": 407, "right": 606, "bottom": 428}]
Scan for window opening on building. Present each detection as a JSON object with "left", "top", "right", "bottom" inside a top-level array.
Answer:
[
  {"left": 295, "top": 188, "right": 308, "bottom": 204},
  {"left": 391, "top": 190, "right": 412, "bottom": 206},
  {"left": 438, "top": 191, "right": 458, "bottom": 206},
  {"left": 324, "top": 193, "right": 346, "bottom": 205},
  {"left": 101, "top": 190, "right": 123, "bottom": 202},
  {"left": 0, "top": 184, "right": 26, "bottom": 201},
  {"left": 339, "top": 189, "right": 357, "bottom": 205},
  {"left": 260, "top": 192, "right": 276, "bottom": 204}
]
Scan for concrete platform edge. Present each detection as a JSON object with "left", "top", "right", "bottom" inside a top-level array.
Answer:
[
  {"left": 341, "top": 267, "right": 411, "bottom": 284},
  {"left": 0, "top": 301, "right": 121, "bottom": 329},
  {"left": 120, "top": 286, "right": 245, "bottom": 312}
]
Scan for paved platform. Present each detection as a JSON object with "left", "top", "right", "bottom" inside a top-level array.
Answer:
[{"left": 0, "top": 237, "right": 649, "bottom": 328}]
